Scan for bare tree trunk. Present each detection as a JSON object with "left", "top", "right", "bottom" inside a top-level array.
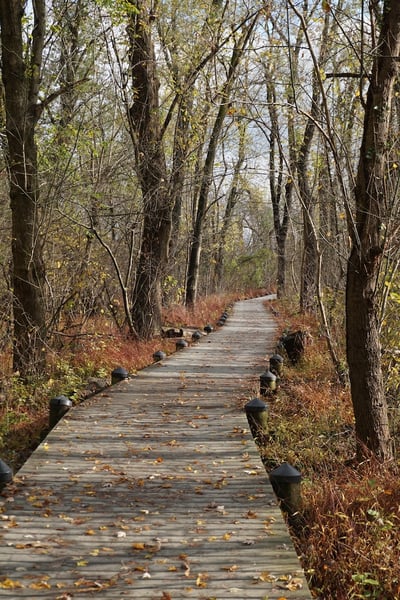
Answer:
[
  {"left": 0, "top": 0, "right": 47, "bottom": 376},
  {"left": 346, "top": 0, "right": 400, "bottom": 461},
  {"left": 300, "top": 198, "right": 319, "bottom": 313},
  {"left": 213, "top": 126, "right": 246, "bottom": 290},
  {"left": 185, "top": 18, "right": 258, "bottom": 306},
  {"left": 266, "top": 76, "right": 294, "bottom": 299},
  {"left": 127, "top": 0, "right": 171, "bottom": 339},
  {"left": 297, "top": 21, "right": 329, "bottom": 313},
  {"left": 287, "top": 2, "right": 331, "bottom": 313}
]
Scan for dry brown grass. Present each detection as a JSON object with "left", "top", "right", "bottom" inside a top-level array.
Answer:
[{"left": 264, "top": 300, "right": 400, "bottom": 599}]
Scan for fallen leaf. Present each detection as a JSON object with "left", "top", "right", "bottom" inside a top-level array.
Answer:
[
  {"left": 73, "top": 578, "right": 112, "bottom": 592},
  {"left": 196, "top": 573, "right": 208, "bottom": 588},
  {"left": 222, "top": 565, "right": 238, "bottom": 572},
  {"left": 279, "top": 577, "right": 303, "bottom": 591},
  {"left": 253, "top": 571, "right": 276, "bottom": 583},
  {"left": 29, "top": 581, "right": 51, "bottom": 590},
  {"left": 15, "top": 541, "right": 46, "bottom": 549},
  {"left": 132, "top": 542, "right": 145, "bottom": 550},
  {"left": 182, "top": 559, "right": 191, "bottom": 577},
  {"left": 116, "top": 531, "right": 127, "bottom": 538},
  {"left": 0, "top": 578, "right": 23, "bottom": 589},
  {"left": 142, "top": 570, "right": 151, "bottom": 579}
]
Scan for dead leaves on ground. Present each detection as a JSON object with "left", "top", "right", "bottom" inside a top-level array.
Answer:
[
  {"left": 0, "top": 575, "right": 117, "bottom": 594},
  {"left": 252, "top": 570, "right": 304, "bottom": 591}
]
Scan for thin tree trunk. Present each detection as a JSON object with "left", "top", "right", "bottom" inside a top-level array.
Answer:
[
  {"left": 213, "top": 124, "right": 246, "bottom": 291},
  {"left": 266, "top": 75, "right": 294, "bottom": 299},
  {"left": 185, "top": 18, "right": 258, "bottom": 306},
  {"left": 346, "top": 0, "right": 400, "bottom": 461},
  {"left": 288, "top": 3, "right": 330, "bottom": 313}
]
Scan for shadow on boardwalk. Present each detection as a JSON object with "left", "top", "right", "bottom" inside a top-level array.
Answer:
[{"left": 0, "top": 296, "right": 312, "bottom": 599}]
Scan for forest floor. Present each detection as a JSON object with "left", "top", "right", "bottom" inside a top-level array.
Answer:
[
  {"left": 0, "top": 291, "right": 399, "bottom": 598},
  {"left": 265, "top": 300, "right": 400, "bottom": 600}
]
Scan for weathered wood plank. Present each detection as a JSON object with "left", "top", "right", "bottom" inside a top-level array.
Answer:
[{"left": 0, "top": 296, "right": 311, "bottom": 598}]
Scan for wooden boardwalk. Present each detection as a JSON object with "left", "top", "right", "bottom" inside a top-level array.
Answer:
[{"left": 0, "top": 296, "right": 312, "bottom": 599}]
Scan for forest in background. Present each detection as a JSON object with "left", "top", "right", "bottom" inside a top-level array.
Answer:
[{"left": 0, "top": 1, "right": 399, "bottom": 461}]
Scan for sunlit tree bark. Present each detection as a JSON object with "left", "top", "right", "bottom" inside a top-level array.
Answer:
[
  {"left": 127, "top": 0, "right": 171, "bottom": 338},
  {"left": 0, "top": 0, "right": 47, "bottom": 376},
  {"left": 346, "top": 0, "right": 400, "bottom": 460}
]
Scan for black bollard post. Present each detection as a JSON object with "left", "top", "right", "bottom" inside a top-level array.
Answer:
[
  {"left": 269, "top": 354, "right": 284, "bottom": 377},
  {"left": 192, "top": 330, "right": 202, "bottom": 341},
  {"left": 176, "top": 339, "right": 188, "bottom": 350},
  {"left": 269, "top": 462, "right": 302, "bottom": 521},
  {"left": 49, "top": 395, "right": 73, "bottom": 429},
  {"left": 244, "top": 398, "right": 269, "bottom": 444},
  {"left": 0, "top": 459, "right": 13, "bottom": 491},
  {"left": 111, "top": 366, "right": 129, "bottom": 385},
  {"left": 204, "top": 324, "right": 213, "bottom": 334},
  {"left": 153, "top": 350, "right": 166, "bottom": 362},
  {"left": 260, "top": 369, "right": 277, "bottom": 396}
]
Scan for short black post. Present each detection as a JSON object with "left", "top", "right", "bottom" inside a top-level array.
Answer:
[
  {"left": 49, "top": 395, "right": 73, "bottom": 429},
  {"left": 269, "top": 462, "right": 302, "bottom": 521},
  {"left": 176, "top": 339, "right": 188, "bottom": 350},
  {"left": 204, "top": 324, "right": 213, "bottom": 333},
  {"left": 269, "top": 353, "right": 284, "bottom": 376},
  {"left": 192, "top": 330, "right": 202, "bottom": 341},
  {"left": 0, "top": 459, "right": 13, "bottom": 490},
  {"left": 260, "top": 369, "right": 277, "bottom": 396},
  {"left": 111, "top": 366, "right": 129, "bottom": 384},
  {"left": 244, "top": 398, "right": 269, "bottom": 444},
  {"left": 153, "top": 350, "right": 166, "bottom": 362}
]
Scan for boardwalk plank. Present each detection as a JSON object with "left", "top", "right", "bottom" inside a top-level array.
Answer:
[{"left": 0, "top": 296, "right": 312, "bottom": 598}]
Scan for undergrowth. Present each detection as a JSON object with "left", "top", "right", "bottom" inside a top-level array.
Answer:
[{"left": 264, "top": 300, "right": 400, "bottom": 600}]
